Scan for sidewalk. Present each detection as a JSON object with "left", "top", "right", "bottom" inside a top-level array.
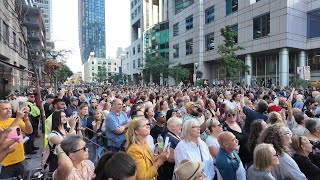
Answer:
[{"left": 25, "top": 134, "right": 43, "bottom": 171}]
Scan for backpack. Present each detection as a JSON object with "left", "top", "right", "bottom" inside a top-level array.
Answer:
[{"left": 41, "top": 131, "right": 58, "bottom": 171}]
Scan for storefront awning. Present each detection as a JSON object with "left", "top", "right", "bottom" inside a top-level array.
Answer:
[{"left": 0, "top": 59, "right": 26, "bottom": 71}]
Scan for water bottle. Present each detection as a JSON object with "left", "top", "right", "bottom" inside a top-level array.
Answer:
[{"left": 157, "top": 134, "right": 164, "bottom": 148}]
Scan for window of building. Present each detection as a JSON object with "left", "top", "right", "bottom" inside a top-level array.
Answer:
[
  {"left": 308, "top": 9, "right": 320, "bottom": 38},
  {"left": 173, "top": 44, "right": 179, "bottom": 58},
  {"left": 138, "top": 6, "right": 141, "bottom": 14},
  {"left": 127, "top": 63, "right": 129, "bottom": 70},
  {"left": 19, "top": 39, "right": 23, "bottom": 55},
  {"left": 13, "top": 32, "right": 17, "bottom": 50},
  {"left": 137, "top": 44, "right": 140, "bottom": 53},
  {"left": 4, "top": 0, "right": 8, "bottom": 8},
  {"left": 131, "top": 2, "right": 134, "bottom": 9},
  {"left": 131, "top": 13, "right": 134, "bottom": 20},
  {"left": 114, "top": 63, "right": 116, "bottom": 65},
  {"left": 103, "top": 62, "right": 106, "bottom": 65},
  {"left": 253, "top": 13, "right": 270, "bottom": 39},
  {"left": 231, "top": 24, "right": 238, "bottom": 43},
  {"left": 108, "top": 62, "right": 111, "bottom": 65},
  {"left": 185, "top": 15, "right": 193, "bottom": 31},
  {"left": 173, "top": 23, "right": 179, "bottom": 36},
  {"left": 175, "top": 0, "right": 194, "bottom": 14},
  {"left": 92, "top": 67, "right": 94, "bottom": 70},
  {"left": 186, "top": 39, "right": 193, "bottom": 55},
  {"left": 205, "top": 33, "right": 214, "bottom": 51},
  {"left": 226, "top": 0, "right": 238, "bottom": 15},
  {"left": 3, "top": 21, "right": 9, "bottom": 44},
  {"left": 114, "top": 68, "right": 117, "bottom": 71},
  {"left": 205, "top": 6, "right": 214, "bottom": 24},
  {"left": 133, "top": 60, "right": 136, "bottom": 69},
  {"left": 133, "top": 47, "right": 135, "bottom": 55},
  {"left": 108, "top": 66, "right": 111, "bottom": 71},
  {"left": 92, "top": 61, "right": 94, "bottom": 64},
  {"left": 98, "top": 66, "right": 101, "bottom": 71},
  {"left": 138, "top": 58, "right": 141, "bottom": 67},
  {"left": 92, "top": 73, "right": 94, "bottom": 76}
]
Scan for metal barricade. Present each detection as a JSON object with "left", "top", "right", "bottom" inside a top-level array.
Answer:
[{"left": 82, "top": 127, "right": 108, "bottom": 163}]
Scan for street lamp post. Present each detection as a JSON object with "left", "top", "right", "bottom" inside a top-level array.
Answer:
[
  {"left": 194, "top": 63, "right": 198, "bottom": 86},
  {"left": 48, "top": 50, "right": 59, "bottom": 95}
]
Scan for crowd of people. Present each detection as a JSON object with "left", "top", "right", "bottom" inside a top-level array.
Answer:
[{"left": 0, "top": 84, "right": 320, "bottom": 180}]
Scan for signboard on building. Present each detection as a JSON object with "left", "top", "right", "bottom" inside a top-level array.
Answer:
[
  {"left": 297, "top": 67, "right": 303, "bottom": 75},
  {"left": 304, "top": 66, "right": 310, "bottom": 81}
]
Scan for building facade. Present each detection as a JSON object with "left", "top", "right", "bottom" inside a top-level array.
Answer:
[
  {"left": 83, "top": 53, "right": 121, "bottom": 83},
  {"left": 78, "top": 0, "right": 106, "bottom": 64},
  {"left": 33, "top": 0, "right": 52, "bottom": 42},
  {"left": 167, "top": 0, "right": 320, "bottom": 86},
  {"left": 124, "top": 0, "right": 168, "bottom": 84},
  {"left": 0, "top": 0, "right": 46, "bottom": 97}
]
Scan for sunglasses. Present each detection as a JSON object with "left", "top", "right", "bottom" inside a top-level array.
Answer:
[
  {"left": 192, "top": 126, "right": 201, "bottom": 129},
  {"left": 273, "top": 153, "right": 279, "bottom": 157},
  {"left": 71, "top": 146, "right": 87, "bottom": 153},
  {"left": 227, "top": 113, "right": 236, "bottom": 117}
]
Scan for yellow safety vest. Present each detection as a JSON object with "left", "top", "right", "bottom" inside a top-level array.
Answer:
[
  {"left": 44, "top": 114, "right": 52, "bottom": 148},
  {"left": 28, "top": 102, "right": 40, "bottom": 117}
]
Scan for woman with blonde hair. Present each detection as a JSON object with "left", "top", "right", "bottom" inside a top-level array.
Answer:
[
  {"left": 206, "top": 119, "right": 222, "bottom": 159},
  {"left": 292, "top": 135, "right": 320, "bottom": 180},
  {"left": 126, "top": 118, "right": 169, "bottom": 180},
  {"left": 174, "top": 119, "right": 214, "bottom": 179},
  {"left": 247, "top": 143, "right": 279, "bottom": 180}
]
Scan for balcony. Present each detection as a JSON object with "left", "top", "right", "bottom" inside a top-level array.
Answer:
[
  {"left": 28, "top": 31, "right": 40, "bottom": 41},
  {"left": 23, "top": 17, "right": 39, "bottom": 29}
]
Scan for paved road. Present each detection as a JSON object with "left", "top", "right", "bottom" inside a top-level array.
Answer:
[{"left": 24, "top": 134, "right": 43, "bottom": 171}]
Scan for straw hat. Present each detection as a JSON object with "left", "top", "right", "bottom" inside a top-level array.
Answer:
[{"left": 175, "top": 160, "right": 205, "bottom": 180}]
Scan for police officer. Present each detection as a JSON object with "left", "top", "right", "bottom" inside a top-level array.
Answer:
[{"left": 25, "top": 92, "right": 40, "bottom": 154}]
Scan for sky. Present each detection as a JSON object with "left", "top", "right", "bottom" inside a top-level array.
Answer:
[{"left": 52, "top": 0, "right": 131, "bottom": 73}]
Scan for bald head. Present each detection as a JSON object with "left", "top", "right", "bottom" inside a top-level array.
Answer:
[
  {"left": 217, "top": 131, "right": 238, "bottom": 153},
  {"left": 112, "top": 98, "right": 123, "bottom": 113}
]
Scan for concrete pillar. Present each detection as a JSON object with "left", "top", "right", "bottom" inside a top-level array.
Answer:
[
  {"left": 159, "top": 0, "right": 163, "bottom": 22},
  {"left": 245, "top": 54, "right": 252, "bottom": 86},
  {"left": 279, "top": 48, "right": 289, "bottom": 87},
  {"left": 298, "top": 50, "right": 306, "bottom": 79},
  {"left": 197, "top": 0, "right": 205, "bottom": 82},
  {"left": 148, "top": 0, "right": 153, "bottom": 27}
]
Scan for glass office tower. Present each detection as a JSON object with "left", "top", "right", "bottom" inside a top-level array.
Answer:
[{"left": 79, "top": 0, "right": 106, "bottom": 63}]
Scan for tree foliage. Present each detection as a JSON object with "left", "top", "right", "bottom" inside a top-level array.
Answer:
[
  {"left": 55, "top": 63, "right": 73, "bottom": 83},
  {"left": 95, "top": 66, "right": 107, "bottom": 83},
  {"left": 217, "top": 25, "right": 249, "bottom": 78},
  {"left": 143, "top": 49, "right": 189, "bottom": 83},
  {"left": 169, "top": 64, "right": 190, "bottom": 82}
]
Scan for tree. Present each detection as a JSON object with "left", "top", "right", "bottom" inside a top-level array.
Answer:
[
  {"left": 108, "top": 73, "right": 121, "bottom": 84},
  {"left": 169, "top": 63, "right": 190, "bottom": 83},
  {"left": 217, "top": 25, "right": 249, "bottom": 79},
  {"left": 55, "top": 63, "right": 73, "bottom": 83},
  {"left": 143, "top": 48, "right": 189, "bottom": 84},
  {"left": 95, "top": 66, "right": 107, "bottom": 83}
]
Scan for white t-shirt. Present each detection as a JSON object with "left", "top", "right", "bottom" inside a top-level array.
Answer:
[
  {"left": 48, "top": 130, "right": 65, "bottom": 153},
  {"left": 206, "top": 136, "right": 220, "bottom": 149}
]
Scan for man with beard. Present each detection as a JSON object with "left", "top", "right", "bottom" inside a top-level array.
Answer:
[{"left": 182, "top": 102, "right": 208, "bottom": 140}]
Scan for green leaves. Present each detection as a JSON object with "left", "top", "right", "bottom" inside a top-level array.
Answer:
[
  {"left": 95, "top": 66, "right": 107, "bottom": 83},
  {"left": 217, "top": 25, "right": 249, "bottom": 78}
]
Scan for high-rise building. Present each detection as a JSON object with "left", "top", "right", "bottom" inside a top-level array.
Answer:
[
  {"left": 123, "top": 0, "right": 169, "bottom": 84},
  {"left": 167, "top": 0, "right": 320, "bottom": 86},
  {"left": 78, "top": 0, "right": 106, "bottom": 64},
  {"left": 33, "top": 0, "right": 52, "bottom": 42}
]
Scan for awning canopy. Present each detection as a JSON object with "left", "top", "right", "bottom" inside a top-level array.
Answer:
[{"left": 0, "top": 59, "right": 26, "bottom": 71}]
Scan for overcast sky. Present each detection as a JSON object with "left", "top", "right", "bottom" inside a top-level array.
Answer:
[{"left": 52, "top": 0, "right": 131, "bottom": 73}]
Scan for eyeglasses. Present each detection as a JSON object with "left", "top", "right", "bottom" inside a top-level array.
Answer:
[
  {"left": 146, "top": 123, "right": 151, "bottom": 126},
  {"left": 90, "top": 102, "right": 96, "bottom": 104},
  {"left": 192, "top": 126, "right": 201, "bottom": 129},
  {"left": 227, "top": 113, "right": 236, "bottom": 117},
  {"left": 70, "top": 146, "right": 87, "bottom": 153}
]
